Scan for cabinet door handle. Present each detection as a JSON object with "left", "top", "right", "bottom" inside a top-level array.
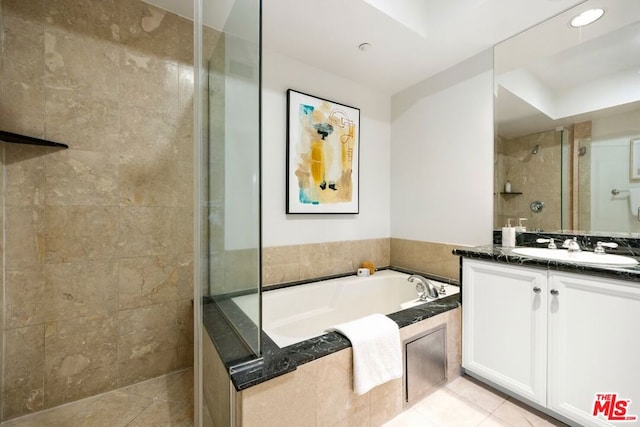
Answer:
[
  {"left": 533, "top": 287, "right": 542, "bottom": 294},
  {"left": 550, "top": 289, "right": 560, "bottom": 295}
]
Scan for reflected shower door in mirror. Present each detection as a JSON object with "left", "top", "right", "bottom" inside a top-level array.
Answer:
[{"left": 494, "top": 0, "right": 640, "bottom": 234}]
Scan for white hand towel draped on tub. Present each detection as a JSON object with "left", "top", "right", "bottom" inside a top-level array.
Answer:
[{"left": 327, "top": 313, "right": 403, "bottom": 395}]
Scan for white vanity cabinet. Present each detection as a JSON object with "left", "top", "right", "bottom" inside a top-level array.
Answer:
[
  {"left": 462, "top": 260, "right": 548, "bottom": 406},
  {"left": 547, "top": 271, "right": 640, "bottom": 426},
  {"left": 462, "top": 259, "right": 640, "bottom": 427}
]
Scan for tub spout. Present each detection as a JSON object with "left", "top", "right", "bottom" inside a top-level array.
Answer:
[{"left": 407, "top": 275, "right": 439, "bottom": 300}]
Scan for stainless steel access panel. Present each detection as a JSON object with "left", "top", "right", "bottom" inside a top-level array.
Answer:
[{"left": 404, "top": 325, "right": 447, "bottom": 405}]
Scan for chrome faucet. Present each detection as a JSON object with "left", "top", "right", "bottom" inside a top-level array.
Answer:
[
  {"left": 594, "top": 241, "right": 618, "bottom": 254},
  {"left": 562, "top": 237, "right": 581, "bottom": 253},
  {"left": 407, "top": 275, "right": 439, "bottom": 300}
]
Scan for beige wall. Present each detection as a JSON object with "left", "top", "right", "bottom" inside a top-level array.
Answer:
[
  {"left": 495, "top": 129, "right": 562, "bottom": 232},
  {"left": 0, "top": 0, "right": 197, "bottom": 420}
]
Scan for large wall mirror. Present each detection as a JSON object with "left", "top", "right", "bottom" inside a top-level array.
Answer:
[{"left": 494, "top": 0, "right": 640, "bottom": 235}]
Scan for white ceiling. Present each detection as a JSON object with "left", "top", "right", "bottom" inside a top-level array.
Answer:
[
  {"left": 495, "top": 0, "right": 640, "bottom": 138},
  {"left": 144, "top": 0, "right": 587, "bottom": 95}
]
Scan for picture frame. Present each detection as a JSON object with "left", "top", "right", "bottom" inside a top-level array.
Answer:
[
  {"left": 630, "top": 138, "right": 640, "bottom": 181},
  {"left": 286, "top": 89, "right": 360, "bottom": 214}
]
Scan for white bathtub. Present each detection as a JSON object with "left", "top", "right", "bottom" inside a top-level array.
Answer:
[{"left": 235, "top": 270, "right": 459, "bottom": 348}]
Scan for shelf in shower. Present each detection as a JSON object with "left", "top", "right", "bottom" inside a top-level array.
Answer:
[
  {"left": 500, "top": 192, "right": 522, "bottom": 195},
  {"left": 0, "top": 130, "right": 69, "bottom": 149}
]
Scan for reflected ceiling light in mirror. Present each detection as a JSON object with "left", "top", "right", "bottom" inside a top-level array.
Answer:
[{"left": 569, "top": 8, "right": 605, "bottom": 28}]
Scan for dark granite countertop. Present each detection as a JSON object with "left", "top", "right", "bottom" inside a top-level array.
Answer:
[
  {"left": 204, "top": 270, "right": 461, "bottom": 391},
  {"left": 453, "top": 244, "right": 640, "bottom": 284}
]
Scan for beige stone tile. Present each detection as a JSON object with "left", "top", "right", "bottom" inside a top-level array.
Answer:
[
  {"left": 413, "top": 388, "right": 490, "bottom": 427},
  {"left": 177, "top": 160, "right": 194, "bottom": 205},
  {"left": 478, "top": 415, "right": 514, "bottom": 426},
  {"left": 44, "top": 261, "right": 117, "bottom": 321},
  {"left": 118, "top": 303, "right": 182, "bottom": 385},
  {"left": 492, "top": 399, "right": 566, "bottom": 427},
  {"left": 314, "top": 349, "right": 369, "bottom": 426},
  {"left": 334, "top": 407, "right": 370, "bottom": 427},
  {"left": 120, "top": 1, "right": 180, "bottom": 62},
  {"left": 45, "top": 0, "right": 120, "bottom": 42},
  {"left": 177, "top": 17, "right": 194, "bottom": 66},
  {"left": 177, "top": 65, "right": 195, "bottom": 134},
  {"left": 177, "top": 300, "right": 194, "bottom": 348},
  {"left": 3, "top": 325, "right": 45, "bottom": 420},
  {"left": 3, "top": 0, "right": 45, "bottom": 23},
  {"left": 445, "top": 376, "right": 507, "bottom": 413},
  {"left": 4, "top": 206, "right": 45, "bottom": 269},
  {"left": 241, "top": 364, "right": 316, "bottom": 427},
  {"left": 117, "top": 207, "right": 177, "bottom": 257},
  {"left": 119, "top": 368, "right": 193, "bottom": 404},
  {"left": 118, "top": 303, "right": 179, "bottom": 354},
  {"left": 127, "top": 400, "right": 193, "bottom": 427},
  {"left": 370, "top": 390, "right": 404, "bottom": 426},
  {"left": 119, "top": 48, "right": 180, "bottom": 119},
  {"left": 118, "top": 149, "right": 179, "bottom": 207},
  {"left": 175, "top": 208, "right": 194, "bottom": 255},
  {"left": 45, "top": 149, "right": 119, "bottom": 206},
  {"left": 224, "top": 248, "right": 260, "bottom": 290},
  {"left": 62, "top": 390, "right": 152, "bottom": 427},
  {"left": 383, "top": 407, "right": 437, "bottom": 427},
  {"left": 118, "top": 348, "right": 178, "bottom": 387},
  {"left": 45, "top": 89, "right": 120, "bottom": 152},
  {"left": 177, "top": 345, "right": 194, "bottom": 370},
  {"left": 118, "top": 103, "right": 179, "bottom": 162},
  {"left": 262, "top": 263, "right": 300, "bottom": 286},
  {"left": 45, "top": 206, "right": 118, "bottom": 263},
  {"left": 118, "top": 255, "right": 192, "bottom": 310},
  {"left": 44, "top": 28, "right": 120, "bottom": 101},
  {"left": 4, "top": 269, "right": 45, "bottom": 329},
  {"left": 262, "top": 245, "right": 301, "bottom": 267},
  {"left": 0, "top": 395, "right": 100, "bottom": 427},
  {"left": 0, "top": 17, "right": 45, "bottom": 136},
  {"left": 43, "top": 316, "right": 118, "bottom": 397},
  {"left": 44, "top": 364, "right": 118, "bottom": 410},
  {"left": 4, "top": 144, "right": 45, "bottom": 207}
]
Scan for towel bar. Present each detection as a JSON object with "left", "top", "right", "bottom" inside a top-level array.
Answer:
[{"left": 611, "top": 188, "right": 629, "bottom": 195}]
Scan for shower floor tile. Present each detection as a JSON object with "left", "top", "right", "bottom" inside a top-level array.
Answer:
[{"left": 0, "top": 368, "right": 193, "bottom": 427}]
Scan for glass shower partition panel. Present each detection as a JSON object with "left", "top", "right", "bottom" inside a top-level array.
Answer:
[{"left": 197, "top": 0, "right": 261, "bottom": 370}]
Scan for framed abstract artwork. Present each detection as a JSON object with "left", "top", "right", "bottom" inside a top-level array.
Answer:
[{"left": 286, "top": 89, "right": 360, "bottom": 214}]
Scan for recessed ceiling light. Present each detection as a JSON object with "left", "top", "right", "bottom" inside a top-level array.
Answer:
[
  {"left": 358, "top": 43, "right": 371, "bottom": 52},
  {"left": 570, "top": 8, "right": 605, "bottom": 28}
]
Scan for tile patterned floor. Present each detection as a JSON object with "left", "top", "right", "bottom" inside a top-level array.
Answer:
[
  {"left": 385, "top": 375, "right": 568, "bottom": 427},
  {"left": 1, "top": 370, "right": 566, "bottom": 427},
  {"left": 0, "top": 368, "right": 193, "bottom": 427}
]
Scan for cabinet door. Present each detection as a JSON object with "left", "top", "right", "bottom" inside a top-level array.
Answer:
[
  {"left": 462, "top": 260, "right": 548, "bottom": 406},
  {"left": 548, "top": 272, "right": 640, "bottom": 427}
]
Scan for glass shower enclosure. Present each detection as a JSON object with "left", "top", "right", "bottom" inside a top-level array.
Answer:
[{"left": 194, "top": 0, "right": 261, "bottom": 425}]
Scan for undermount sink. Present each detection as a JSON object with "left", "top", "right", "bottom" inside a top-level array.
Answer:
[{"left": 511, "top": 247, "right": 639, "bottom": 267}]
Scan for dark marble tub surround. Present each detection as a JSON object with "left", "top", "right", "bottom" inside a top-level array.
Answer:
[
  {"left": 493, "top": 230, "right": 640, "bottom": 256},
  {"left": 454, "top": 244, "right": 640, "bottom": 283},
  {"left": 203, "top": 270, "right": 461, "bottom": 391},
  {"left": 202, "top": 299, "right": 295, "bottom": 390}
]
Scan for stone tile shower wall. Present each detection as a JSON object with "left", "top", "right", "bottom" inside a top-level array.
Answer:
[
  {"left": 0, "top": 0, "right": 203, "bottom": 420},
  {"left": 495, "top": 129, "right": 562, "bottom": 232}
]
